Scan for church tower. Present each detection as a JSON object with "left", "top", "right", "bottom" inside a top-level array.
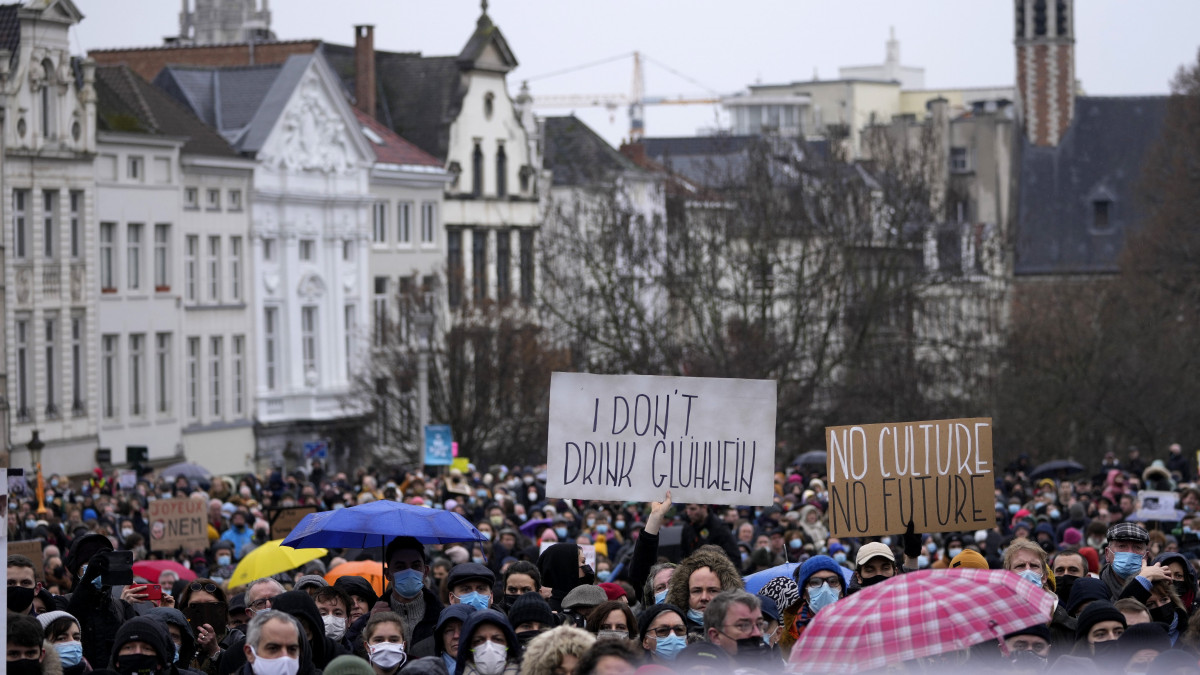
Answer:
[{"left": 1015, "top": 0, "right": 1074, "bottom": 146}]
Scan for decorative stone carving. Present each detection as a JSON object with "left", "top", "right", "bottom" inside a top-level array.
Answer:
[
  {"left": 28, "top": 49, "right": 46, "bottom": 91},
  {"left": 15, "top": 267, "right": 31, "bottom": 304},
  {"left": 263, "top": 273, "right": 280, "bottom": 295},
  {"left": 265, "top": 73, "right": 354, "bottom": 175},
  {"left": 342, "top": 273, "right": 357, "bottom": 295},
  {"left": 297, "top": 272, "right": 327, "bottom": 301},
  {"left": 70, "top": 264, "right": 84, "bottom": 301}
]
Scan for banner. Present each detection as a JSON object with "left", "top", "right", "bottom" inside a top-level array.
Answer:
[
  {"left": 546, "top": 372, "right": 777, "bottom": 506},
  {"left": 425, "top": 425, "right": 453, "bottom": 466},
  {"left": 148, "top": 498, "right": 208, "bottom": 553},
  {"left": 826, "top": 418, "right": 995, "bottom": 537},
  {"left": 268, "top": 506, "right": 318, "bottom": 541}
]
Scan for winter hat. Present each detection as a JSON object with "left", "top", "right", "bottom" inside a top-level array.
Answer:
[
  {"left": 1005, "top": 623, "right": 1051, "bottom": 643},
  {"left": 446, "top": 563, "right": 495, "bottom": 591},
  {"left": 758, "top": 595, "right": 781, "bottom": 623},
  {"left": 1149, "top": 650, "right": 1200, "bottom": 673},
  {"left": 444, "top": 546, "right": 469, "bottom": 565},
  {"left": 794, "top": 555, "right": 845, "bottom": 592},
  {"left": 324, "top": 655, "right": 375, "bottom": 675},
  {"left": 506, "top": 592, "right": 554, "bottom": 629},
  {"left": 636, "top": 603, "right": 687, "bottom": 641},
  {"left": 1061, "top": 528, "right": 1083, "bottom": 547},
  {"left": 1075, "top": 601, "right": 1126, "bottom": 642},
  {"left": 109, "top": 616, "right": 174, "bottom": 670},
  {"left": 758, "top": 576, "right": 800, "bottom": 611},
  {"left": 1078, "top": 547, "right": 1101, "bottom": 578},
  {"left": 1068, "top": 503, "right": 1086, "bottom": 521},
  {"left": 1066, "top": 577, "right": 1110, "bottom": 615},
  {"left": 949, "top": 550, "right": 988, "bottom": 569},
  {"left": 294, "top": 575, "right": 329, "bottom": 591},
  {"left": 561, "top": 584, "right": 607, "bottom": 610},
  {"left": 598, "top": 582, "right": 626, "bottom": 601},
  {"left": 36, "top": 610, "right": 77, "bottom": 630},
  {"left": 1115, "top": 621, "right": 1170, "bottom": 654},
  {"left": 65, "top": 533, "right": 113, "bottom": 575}
]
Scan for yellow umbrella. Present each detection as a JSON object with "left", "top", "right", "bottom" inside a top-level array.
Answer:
[{"left": 228, "top": 539, "right": 328, "bottom": 588}]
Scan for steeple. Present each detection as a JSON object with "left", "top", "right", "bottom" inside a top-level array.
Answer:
[
  {"left": 1014, "top": 0, "right": 1075, "bottom": 146},
  {"left": 457, "top": 0, "right": 517, "bottom": 73}
]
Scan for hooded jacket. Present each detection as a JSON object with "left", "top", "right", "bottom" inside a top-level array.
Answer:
[
  {"left": 109, "top": 616, "right": 175, "bottom": 674},
  {"left": 537, "top": 544, "right": 590, "bottom": 612},
  {"left": 272, "top": 590, "right": 348, "bottom": 670},
  {"left": 663, "top": 547, "right": 743, "bottom": 631},
  {"left": 146, "top": 607, "right": 206, "bottom": 675},
  {"left": 453, "top": 609, "right": 520, "bottom": 675},
  {"left": 1154, "top": 552, "right": 1197, "bottom": 610},
  {"left": 58, "top": 534, "right": 140, "bottom": 670},
  {"left": 410, "top": 604, "right": 477, "bottom": 660}
]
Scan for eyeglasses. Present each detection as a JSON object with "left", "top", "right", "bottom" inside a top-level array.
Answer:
[
  {"left": 189, "top": 582, "right": 219, "bottom": 594},
  {"left": 249, "top": 597, "right": 275, "bottom": 611},
  {"left": 649, "top": 625, "right": 687, "bottom": 638},
  {"left": 806, "top": 576, "right": 839, "bottom": 589},
  {"left": 723, "top": 619, "right": 770, "bottom": 634}
]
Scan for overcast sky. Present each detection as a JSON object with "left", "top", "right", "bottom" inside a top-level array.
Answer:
[{"left": 73, "top": 1, "right": 1200, "bottom": 148}]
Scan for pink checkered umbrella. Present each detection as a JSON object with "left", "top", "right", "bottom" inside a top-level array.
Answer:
[{"left": 788, "top": 568, "right": 1055, "bottom": 674}]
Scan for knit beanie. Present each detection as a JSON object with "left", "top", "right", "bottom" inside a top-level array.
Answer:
[
  {"left": 506, "top": 592, "right": 554, "bottom": 629},
  {"left": 793, "top": 555, "right": 845, "bottom": 591},
  {"left": 1115, "top": 621, "right": 1170, "bottom": 654},
  {"left": 324, "top": 655, "right": 375, "bottom": 675},
  {"left": 758, "top": 576, "right": 801, "bottom": 612},
  {"left": 949, "top": 550, "right": 989, "bottom": 569},
  {"left": 1066, "top": 577, "right": 1110, "bottom": 615},
  {"left": 636, "top": 603, "right": 686, "bottom": 641},
  {"left": 36, "top": 610, "right": 78, "bottom": 631},
  {"left": 1075, "top": 601, "right": 1126, "bottom": 642}
]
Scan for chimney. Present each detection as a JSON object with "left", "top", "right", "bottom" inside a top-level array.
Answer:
[
  {"left": 1014, "top": 0, "right": 1075, "bottom": 146},
  {"left": 354, "top": 25, "right": 376, "bottom": 118}
]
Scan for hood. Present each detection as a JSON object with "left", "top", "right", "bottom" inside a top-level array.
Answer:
[
  {"left": 1153, "top": 552, "right": 1195, "bottom": 585},
  {"left": 404, "top": 656, "right": 451, "bottom": 675},
  {"left": 333, "top": 575, "right": 379, "bottom": 607},
  {"left": 271, "top": 590, "right": 331, "bottom": 666},
  {"left": 148, "top": 606, "right": 197, "bottom": 665},
  {"left": 454, "top": 609, "right": 519, "bottom": 675},
  {"left": 65, "top": 533, "right": 113, "bottom": 576},
  {"left": 538, "top": 543, "right": 585, "bottom": 597},
  {"left": 110, "top": 616, "right": 174, "bottom": 671},
  {"left": 435, "top": 604, "right": 478, "bottom": 657}
]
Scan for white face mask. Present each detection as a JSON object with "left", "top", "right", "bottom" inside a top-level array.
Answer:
[
  {"left": 250, "top": 646, "right": 300, "bottom": 675},
  {"left": 472, "top": 640, "right": 508, "bottom": 675},
  {"left": 323, "top": 615, "right": 346, "bottom": 641},
  {"left": 368, "top": 641, "right": 407, "bottom": 671}
]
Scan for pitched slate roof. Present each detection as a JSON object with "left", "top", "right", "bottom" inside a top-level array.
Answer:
[
  {"left": 153, "top": 60, "right": 291, "bottom": 150},
  {"left": 352, "top": 107, "right": 441, "bottom": 168},
  {"left": 0, "top": 4, "right": 19, "bottom": 62},
  {"left": 94, "top": 64, "right": 238, "bottom": 158},
  {"left": 1015, "top": 96, "right": 1168, "bottom": 276},
  {"left": 456, "top": 11, "right": 517, "bottom": 72},
  {"left": 543, "top": 115, "right": 642, "bottom": 186}
]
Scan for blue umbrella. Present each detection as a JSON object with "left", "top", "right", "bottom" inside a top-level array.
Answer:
[
  {"left": 743, "top": 561, "right": 853, "bottom": 594},
  {"left": 281, "top": 500, "right": 489, "bottom": 549}
]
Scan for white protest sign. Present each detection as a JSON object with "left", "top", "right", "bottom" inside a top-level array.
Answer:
[
  {"left": 540, "top": 542, "right": 596, "bottom": 570},
  {"left": 546, "top": 372, "right": 777, "bottom": 506}
]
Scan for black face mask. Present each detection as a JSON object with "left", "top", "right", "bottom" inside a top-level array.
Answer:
[
  {"left": 734, "top": 636, "right": 771, "bottom": 661},
  {"left": 515, "top": 630, "right": 543, "bottom": 647},
  {"left": 1151, "top": 604, "right": 1177, "bottom": 626},
  {"left": 8, "top": 658, "right": 42, "bottom": 675},
  {"left": 1091, "top": 639, "right": 1118, "bottom": 660},
  {"left": 117, "top": 653, "right": 163, "bottom": 675},
  {"left": 859, "top": 574, "right": 888, "bottom": 587},
  {"left": 1009, "top": 650, "right": 1048, "bottom": 673},
  {"left": 1055, "top": 575, "right": 1078, "bottom": 604},
  {"left": 7, "top": 585, "right": 35, "bottom": 613},
  {"left": 579, "top": 565, "right": 595, "bottom": 585},
  {"left": 502, "top": 594, "right": 521, "bottom": 610},
  {"left": 1174, "top": 581, "right": 1191, "bottom": 598}
]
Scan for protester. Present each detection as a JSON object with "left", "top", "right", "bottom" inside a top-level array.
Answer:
[
  {"left": 634, "top": 604, "right": 686, "bottom": 665},
  {"left": 517, "top": 626, "right": 593, "bottom": 675},
  {"left": 782, "top": 555, "right": 845, "bottom": 652},
  {"left": 453, "top": 609, "right": 521, "bottom": 675},
  {"left": 361, "top": 611, "right": 407, "bottom": 675},
  {"left": 8, "top": 612, "right": 48, "bottom": 675},
  {"left": 584, "top": 601, "right": 636, "bottom": 641},
  {"left": 663, "top": 547, "right": 743, "bottom": 634}
]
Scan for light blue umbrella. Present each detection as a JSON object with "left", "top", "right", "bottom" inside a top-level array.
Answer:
[{"left": 281, "top": 500, "right": 489, "bottom": 549}]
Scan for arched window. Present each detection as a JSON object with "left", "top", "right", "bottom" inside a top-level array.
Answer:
[{"left": 40, "top": 59, "right": 57, "bottom": 139}]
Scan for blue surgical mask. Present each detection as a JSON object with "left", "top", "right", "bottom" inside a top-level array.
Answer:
[
  {"left": 1049, "top": 509, "right": 1061, "bottom": 520},
  {"left": 1112, "top": 551, "right": 1144, "bottom": 578},
  {"left": 1008, "top": 504, "right": 1020, "bottom": 515},
  {"left": 393, "top": 569, "right": 425, "bottom": 598},
  {"left": 597, "top": 570, "right": 612, "bottom": 582},
  {"left": 217, "top": 555, "right": 232, "bottom": 566},
  {"left": 808, "top": 581, "right": 839, "bottom": 613},
  {"left": 926, "top": 542, "right": 938, "bottom": 554},
  {"left": 948, "top": 547, "right": 963, "bottom": 559},
  {"left": 596, "top": 524, "right": 609, "bottom": 534},
  {"left": 472, "top": 556, "right": 485, "bottom": 564},
  {"left": 173, "top": 643, "right": 181, "bottom": 664},
  {"left": 476, "top": 489, "right": 488, "bottom": 498},
  {"left": 833, "top": 552, "right": 847, "bottom": 564},
  {"left": 654, "top": 633, "right": 686, "bottom": 660},
  {"left": 55, "top": 641, "right": 83, "bottom": 668},
  {"left": 455, "top": 591, "right": 490, "bottom": 611},
  {"left": 555, "top": 527, "right": 568, "bottom": 539},
  {"left": 1018, "top": 570, "right": 1043, "bottom": 588},
  {"left": 916, "top": 555, "right": 930, "bottom": 568},
  {"left": 686, "top": 607, "right": 704, "bottom": 624},
  {"left": 24, "top": 519, "right": 36, "bottom": 529},
  {"left": 615, "top": 520, "right": 625, "bottom": 530},
  {"left": 789, "top": 538, "right": 803, "bottom": 549},
  {"left": 587, "top": 518, "right": 596, "bottom": 528},
  {"left": 654, "top": 589, "right": 668, "bottom": 605}
]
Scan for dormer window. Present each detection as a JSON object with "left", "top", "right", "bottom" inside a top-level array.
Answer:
[
  {"left": 1093, "top": 199, "right": 1112, "bottom": 231},
  {"left": 484, "top": 92, "right": 495, "bottom": 120}
]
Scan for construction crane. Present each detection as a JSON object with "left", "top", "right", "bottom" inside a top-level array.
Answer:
[{"left": 522, "top": 51, "right": 723, "bottom": 141}]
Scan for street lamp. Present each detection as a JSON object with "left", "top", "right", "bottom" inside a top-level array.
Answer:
[
  {"left": 27, "top": 430, "right": 46, "bottom": 515},
  {"left": 413, "top": 312, "right": 434, "bottom": 476}
]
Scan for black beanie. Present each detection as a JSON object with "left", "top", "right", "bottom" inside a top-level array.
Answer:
[
  {"left": 1115, "top": 621, "right": 1171, "bottom": 655},
  {"left": 637, "top": 603, "right": 686, "bottom": 641},
  {"left": 506, "top": 592, "right": 554, "bottom": 629},
  {"left": 109, "top": 616, "right": 174, "bottom": 670},
  {"left": 1075, "top": 601, "right": 1126, "bottom": 642},
  {"left": 1005, "top": 622, "right": 1051, "bottom": 643}
]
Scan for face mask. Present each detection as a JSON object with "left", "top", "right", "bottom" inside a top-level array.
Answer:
[
  {"left": 10, "top": 658, "right": 45, "bottom": 675},
  {"left": 789, "top": 538, "right": 803, "bottom": 549},
  {"left": 807, "top": 581, "right": 839, "bottom": 613},
  {"left": 741, "top": 552, "right": 750, "bottom": 565},
  {"left": 121, "top": 527, "right": 134, "bottom": 538},
  {"left": 515, "top": 630, "right": 543, "bottom": 647},
  {"left": 489, "top": 516, "right": 503, "bottom": 527},
  {"left": 833, "top": 552, "right": 846, "bottom": 564},
  {"left": 880, "top": 537, "right": 892, "bottom": 547},
  {"left": 455, "top": 591, "right": 490, "bottom": 611},
  {"left": 1008, "top": 504, "right": 1020, "bottom": 514},
  {"left": 472, "top": 640, "right": 508, "bottom": 675},
  {"left": 596, "top": 570, "right": 612, "bottom": 582},
  {"left": 218, "top": 555, "right": 232, "bottom": 566},
  {"left": 1055, "top": 575, "right": 1077, "bottom": 603},
  {"left": 1088, "top": 537, "right": 1107, "bottom": 549},
  {"left": 323, "top": 615, "right": 347, "bottom": 640},
  {"left": 117, "top": 653, "right": 162, "bottom": 675},
  {"left": 7, "top": 585, "right": 35, "bottom": 612},
  {"left": 948, "top": 547, "right": 963, "bottom": 559},
  {"left": 527, "top": 492, "right": 538, "bottom": 502},
  {"left": 654, "top": 589, "right": 668, "bottom": 605},
  {"left": 586, "top": 518, "right": 596, "bottom": 528},
  {"left": 472, "top": 556, "right": 485, "bottom": 565},
  {"left": 250, "top": 646, "right": 300, "bottom": 675},
  {"left": 1018, "top": 570, "right": 1043, "bottom": 588},
  {"left": 654, "top": 633, "right": 686, "bottom": 660},
  {"left": 368, "top": 641, "right": 407, "bottom": 671},
  {"left": 1174, "top": 580, "right": 1191, "bottom": 598},
  {"left": 25, "top": 519, "right": 37, "bottom": 529},
  {"left": 596, "top": 524, "right": 609, "bottom": 534},
  {"left": 686, "top": 607, "right": 705, "bottom": 624},
  {"left": 1091, "top": 638, "right": 1118, "bottom": 659},
  {"left": 56, "top": 640, "right": 84, "bottom": 667},
  {"left": 1151, "top": 604, "right": 1176, "bottom": 626},
  {"left": 916, "top": 555, "right": 929, "bottom": 568},
  {"left": 1048, "top": 509, "right": 1061, "bottom": 520},
  {"left": 597, "top": 630, "right": 627, "bottom": 640},
  {"left": 173, "top": 643, "right": 181, "bottom": 664},
  {"left": 1111, "top": 551, "right": 1144, "bottom": 578},
  {"left": 859, "top": 574, "right": 887, "bottom": 587},
  {"left": 615, "top": 520, "right": 625, "bottom": 530},
  {"left": 393, "top": 569, "right": 425, "bottom": 598},
  {"left": 555, "top": 527, "right": 568, "bottom": 539},
  {"left": 476, "top": 489, "right": 488, "bottom": 499},
  {"left": 926, "top": 542, "right": 937, "bottom": 554},
  {"left": 1009, "top": 650, "right": 1048, "bottom": 673},
  {"left": 734, "top": 636, "right": 770, "bottom": 660}
]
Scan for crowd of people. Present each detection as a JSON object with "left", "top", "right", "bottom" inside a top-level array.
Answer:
[{"left": 7, "top": 445, "right": 1200, "bottom": 674}]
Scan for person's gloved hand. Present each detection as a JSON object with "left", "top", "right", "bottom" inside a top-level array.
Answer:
[
  {"left": 82, "top": 550, "right": 110, "bottom": 584},
  {"left": 902, "top": 519, "right": 921, "bottom": 559}
]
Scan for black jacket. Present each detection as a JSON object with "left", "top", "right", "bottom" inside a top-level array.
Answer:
[
  {"left": 681, "top": 511, "right": 740, "bottom": 563},
  {"left": 272, "top": 590, "right": 348, "bottom": 670}
]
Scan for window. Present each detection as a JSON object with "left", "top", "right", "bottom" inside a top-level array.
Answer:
[
  {"left": 373, "top": 202, "right": 388, "bottom": 243},
  {"left": 472, "top": 142, "right": 483, "bottom": 197},
  {"left": 156, "top": 333, "right": 172, "bottom": 415},
  {"left": 496, "top": 230, "right": 511, "bottom": 302},
  {"left": 185, "top": 187, "right": 199, "bottom": 209},
  {"left": 484, "top": 91, "right": 495, "bottom": 119},
  {"left": 154, "top": 224, "right": 170, "bottom": 291},
  {"left": 40, "top": 60, "right": 56, "bottom": 139},
  {"left": 230, "top": 237, "right": 242, "bottom": 301},
  {"left": 302, "top": 307, "right": 318, "bottom": 378},
  {"left": 187, "top": 337, "right": 200, "bottom": 421},
  {"left": 421, "top": 202, "right": 437, "bottom": 244},
  {"left": 519, "top": 165, "right": 531, "bottom": 193},
  {"left": 42, "top": 191, "right": 57, "bottom": 258},
  {"left": 448, "top": 229, "right": 463, "bottom": 308},
  {"left": 473, "top": 230, "right": 488, "bottom": 302},
  {"left": 127, "top": 224, "right": 143, "bottom": 290},
  {"left": 208, "top": 236, "right": 221, "bottom": 301},
  {"left": 264, "top": 307, "right": 278, "bottom": 391},
  {"left": 13, "top": 190, "right": 28, "bottom": 259},
  {"left": 232, "top": 336, "right": 245, "bottom": 416},
  {"left": 206, "top": 188, "right": 220, "bottom": 210},
  {"left": 210, "top": 336, "right": 223, "bottom": 418},
  {"left": 344, "top": 305, "right": 356, "bottom": 378},
  {"left": 520, "top": 229, "right": 534, "bottom": 304},
  {"left": 99, "top": 222, "right": 116, "bottom": 291},
  {"left": 1094, "top": 199, "right": 1112, "bottom": 231},
  {"left": 299, "top": 239, "right": 315, "bottom": 261},
  {"left": 128, "top": 156, "right": 143, "bottom": 181},
  {"left": 69, "top": 191, "right": 81, "bottom": 258},
  {"left": 343, "top": 239, "right": 354, "bottom": 262},
  {"left": 496, "top": 144, "right": 507, "bottom": 198},
  {"left": 71, "top": 316, "right": 84, "bottom": 414},
  {"left": 45, "top": 317, "right": 57, "bottom": 417},
  {"left": 129, "top": 334, "right": 145, "bottom": 417},
  {"left": 16, "top": 319, "right": 29, "bottom": 421},
  {"left": 263, "top": 237, "right": 276, "bottom": 261},
  {"left": 397, "top": 202, "right": 412, "bottom": 245},
  {"left": 185, "top": 235, "right": 198, "bottom": 301},
  {"left": 373, "top": 276, "right": 389, "bottom": 346},
  {"left": 950, "top": 147, "right": 969, "bottom": 173},
  {"left": 229, "top": 189, "right": 242, "bottom": 211},
  {"left": 102, "top": 334, "right": 119, "bottom": 419}
]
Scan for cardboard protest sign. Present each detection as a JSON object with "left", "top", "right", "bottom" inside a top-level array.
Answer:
[
  {"left": 546, "top": 372, "right": 777, "bottom": 506},
  {"left": 1134, "top": 490, "right": 1186, "bottom": 522},
  {"left": 10, "top": 540, "right": 43, "bottom": 581},
  {"left": 826, "top": 418, "right": 994, "bottom": 538},
  {"left": 268, "top": 506, "right": 318, "bottom": 541},
  {"left": 148, "top": 498, "right": 208, "bottom": 553}
]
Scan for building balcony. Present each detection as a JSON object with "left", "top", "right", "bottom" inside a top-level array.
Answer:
[{"left": 43, "top": 264, "right": 62, "bottom": 298}]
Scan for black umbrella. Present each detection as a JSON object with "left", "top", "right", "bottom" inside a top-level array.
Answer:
[
  {"left": 1028, "top": 459, "right": 1085, "bottom": 480},
  {"left": 792, "top": 450, "right": 827, "bottom": 467}
]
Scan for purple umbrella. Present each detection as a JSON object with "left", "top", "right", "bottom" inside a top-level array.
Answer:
[{"left": 519, "top": 518, "right": 553, "bottom": 536}]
